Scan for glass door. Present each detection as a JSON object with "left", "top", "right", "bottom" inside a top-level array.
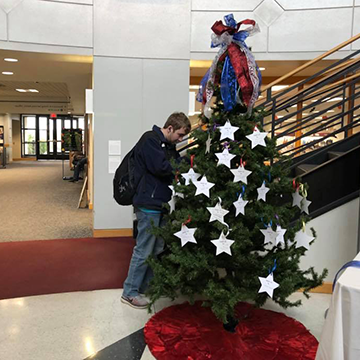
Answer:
[
  {"left": 22, "top": 115, "right": 85, "bottom": 160},
  {"left": 21, "top": 115, "right": 37, "bottom": 157}
]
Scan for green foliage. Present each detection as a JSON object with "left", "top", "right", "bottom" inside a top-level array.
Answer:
[{"left": 147, "top": 91, "right": 328, "bottom": 322}]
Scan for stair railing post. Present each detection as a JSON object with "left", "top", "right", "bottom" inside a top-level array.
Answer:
[
  {"left": 346, "top": 81, "right": 355, "bottom": 138},
  {"left": 295, "top": 85, "right": 304, "bottom": 151},
  {"left": 271, "top": 98, "right": 276, "bottom": 139}
]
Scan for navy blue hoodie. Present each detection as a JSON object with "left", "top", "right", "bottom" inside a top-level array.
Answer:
[{"left": 133, "top": 125, "right": 179, "bottom": 211}]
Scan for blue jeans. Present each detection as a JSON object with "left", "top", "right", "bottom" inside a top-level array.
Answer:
[{"left": 123, "top": 210, "right": 165, "bottom": 297}]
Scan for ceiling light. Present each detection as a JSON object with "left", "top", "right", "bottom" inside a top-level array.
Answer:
[
  {"left": 327, "top": 110, "right": 335, "bottom": 113},
  {"left": 28, "top": 89, "right": 39, "bottom": 93},
  {"left": 16, "top": 89, "right": 26, "bottom": 92},
  {"left": 2, "top": 71, "right": 13, "bottom": 75},
  {"left": 4, "top": 58, "right": 18, "bottom": 62},
  {"left": 259, "top": 67, "right": 265, "bottom": 71},
  {"left": 189, "top": 85, "right": 200, "bottom": 90}
]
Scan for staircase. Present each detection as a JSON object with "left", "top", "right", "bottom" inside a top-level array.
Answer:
[{"left": 257, "top": 33, "right": 360, "bottom": 219}]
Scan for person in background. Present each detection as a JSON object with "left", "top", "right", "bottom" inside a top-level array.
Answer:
[{"left": 121, "top": 112, "right": 191, "bottom": 309}]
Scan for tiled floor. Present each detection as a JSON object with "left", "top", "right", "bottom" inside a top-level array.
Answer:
[{"left": 0, "top": 290, "right": 331, "bottom": 360}]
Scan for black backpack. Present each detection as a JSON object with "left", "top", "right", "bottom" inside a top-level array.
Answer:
[
  {"left": 113, "top": 146, "right": 137, "bottom": 206},
  {"left": 113, "top": 130, "right": 162, "bottom": 206}
]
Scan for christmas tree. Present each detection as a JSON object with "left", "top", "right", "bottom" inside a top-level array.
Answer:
[{"left": 147, "top": 14, "right": 327, "bottom": 324}]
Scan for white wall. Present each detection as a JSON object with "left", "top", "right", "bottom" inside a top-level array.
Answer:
[
  {"left": 190, "top": 0, "right": 360, "bottom": 60},
  {"left": 300, "top": 198, "right": 359, "bottom": 282},
  {"left": 0, "top": 114, "right": 12, "bottom": 162},
  {"left": 93, "top": 57, "right": 189, "bottom": 230}
]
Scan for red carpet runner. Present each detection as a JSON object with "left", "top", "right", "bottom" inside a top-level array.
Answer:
[
  {"left": 0, "top": 237, "right": 135, "bottom": 300},
  {"left": 145, "top": 301, "right": 318, "bottom": 360}
]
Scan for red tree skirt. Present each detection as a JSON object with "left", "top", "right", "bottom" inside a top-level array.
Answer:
[{"left": 144, "top": 301, "right": 318, "bottom": 360}]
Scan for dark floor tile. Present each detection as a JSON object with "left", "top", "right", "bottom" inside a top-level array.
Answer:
[{"left": 84, "top": 328, "right": 146, "bottom": 360}]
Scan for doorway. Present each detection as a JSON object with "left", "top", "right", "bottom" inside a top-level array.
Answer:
[{"left": 21, "top": 115, "right": 84, "bottom": 160}]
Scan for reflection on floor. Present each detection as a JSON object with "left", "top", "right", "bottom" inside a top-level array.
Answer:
[{"left": 0, "top": 289, "right": 331, "bottom": 360}]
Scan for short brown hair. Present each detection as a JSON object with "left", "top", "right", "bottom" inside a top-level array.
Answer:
[{"left": 164, "top": 112, "right": 191, "bottom": 133}]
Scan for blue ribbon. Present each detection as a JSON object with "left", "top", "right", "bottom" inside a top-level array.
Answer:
[
  {"left": 261, "top": 218, "right": 272, "bottom": 228},
  {"left": 224, "top": 14, "right": 237, "bottom": 28},
  {"left": 269, "top": 259, "right": 277, "bottom": 274},
  {"left": 221, "top": 56, "right": 238, "bottom": 111},
  {"left": 197, "top": 69, "right": 210, "bottom": 103},
  {"left": 332, "top": 260, "right": 360, "bottom": 291},
  {"left": 268, "top": 171, "right": 271, "bottom": 182}
]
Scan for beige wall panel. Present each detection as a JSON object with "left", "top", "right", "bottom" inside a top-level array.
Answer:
[
  {"left": 12, "top": 119, "right": 21, "bottom": 159},
  {"left": 94, "top": 0, "right": 190, "bottom": 59},
  {"left": 277, "top": 0, "right": 353, "bottom": 9},
  {"left": 191, "top": 11, "right": 267, "bottom": 53},
  {"left": 0, "top": 9, "right": 6, "bottom": 40},
  {"left": 352, "top": 7, "right": 360, "bottom": 50},
  {"left": 192, "top": 0, "right": 262, "bottom": 11},
  {"left": 269, "top": 8, "right": 352, "bottom": 52},
  {"left": 9, "top": 1, "right": 92, "bottom": 48},
  {"left": 42, "top": 0, "right": 92, "bottom": 4}
]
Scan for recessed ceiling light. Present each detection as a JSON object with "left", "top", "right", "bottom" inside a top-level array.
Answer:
[
  {"left": 2, "top": 71, "right": 13, "bottom": 75},
  {"left": 16, "top": 89, "right": 26, "bottom": 92},
  {"left": 28, "top": 89, "right": 39, "bottom": 93},
  {"left": 259, "top": 67, "right": 265, "bottom": 71},
  {"left": 4, "top": 58, "right": 18, "bottom": 62}
]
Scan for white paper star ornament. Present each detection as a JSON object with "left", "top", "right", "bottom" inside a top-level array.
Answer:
[
  {"left": 301, "top": 197, "right": 312, "bottom": 214},
  {"left": 174, "top": 224, "right": 197, "bottom": 247},
  {"left": 219, "top": 120, "right": 239, "bottom": 141},
  {"left": 205, "top": 134, "right": 211, "bottom": 154},
  {"left": 246, "top": 126, "right": 268, "bottom": 149},
  {"left": 194, "top": 176, "right": 215, "bottom": 198},
  {"left": 168, "top": 196, "right": 176, "bottom": 213},
  {"left": 260, "top": 227, "right": 277, "bottom": 246},
  {"left": 292, "top": 189, "right": 302, "bottom": 209},
  {"left": 258, "top": 273, "right": 279, "bottom": 298},
  {"left": 275, "top": 225, "right": 286, "bottom": 246},
  {"left": 181, "top": 168, "right": 201, "bottom": 186},
  {"left": 295, "top": 229, "right": 314, "bottom": 250},
  {"left": 207, "top": 202, "right": 229, "bottom": 225},
  {"left": 233, "top": 195, "right": 248, "bottom": 216},
  {"left": 215, "top": 148, "right": 236, "bottom": 168},
  {"left": 211, "top": 232, "right": 235, "bottom": 256},
  {"left": 257, "top": 182, "right": 270, "bottom": 201},
  {"left": 231, "top": 165, "right": 252, "bottom": 184}
]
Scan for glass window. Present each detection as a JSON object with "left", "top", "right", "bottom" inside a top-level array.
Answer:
[
  {"left": 72, "top": 119, "right": 77, "bottom": 129},
  {"left": 39, "top": 130, "right": 47, "bottom": 142},
  {"left": 64, "top": 119, "right": 71, "bottom": 129},
  {"left": 78, "top": 117, "right": 85, "bottom": 130},
  {"left": 25, "top": 143, "right": 36, "bottom": 155},
  {"left": 49, "top": 121, "right": 53, "bottom": 141},
  {"left": 39, "top": 117, "right": 47, "bottom": 130},
  {"left": 24, "top": 116, "right": 36, "bottom": 129},
  {"left": 57, "top": 142, "right": 62, "bottom": 153},
  {"left": 49, "top": 142, "right": 53, "bottom": 153},
  {"left": 24, "top": 130, "right": 36, "bottom": 143},
  {"left": 39, "top": 142, "right": 47, "bottom": 155},
  {"left": 57, "top": 121, "right": 62, "bottom": 141}
]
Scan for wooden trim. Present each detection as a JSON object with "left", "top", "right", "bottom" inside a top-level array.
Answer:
[
  {"left": 262, "top": 33, "right": 360, "bottom": 91},
  {"left": 299, "top": 282, "right": 332, "bottom": 294},
  {"left": 93, "top": 228, "right": 133, "bottom": 238},
  {"left": 13, "top": 157, "right": 37, "bottom": 161}
]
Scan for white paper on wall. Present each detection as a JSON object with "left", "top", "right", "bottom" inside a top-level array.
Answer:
[
  {"left": 109, "top": 140, "right": 121, "bottom": 156},
  {"left": 108, "top": 155, "right": 121, "bottom": 174}
]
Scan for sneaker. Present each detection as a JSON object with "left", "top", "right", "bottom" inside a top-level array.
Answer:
[{"left": 121, "top": 295, "right": 149, "bottom": 309}]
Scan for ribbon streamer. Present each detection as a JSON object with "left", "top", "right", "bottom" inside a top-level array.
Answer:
[
  {"left": 197, "top": 14, "right": 262, "bottom": 118},
  {"left": 332, "top": 260, "right": 360, "bottom": 291}
]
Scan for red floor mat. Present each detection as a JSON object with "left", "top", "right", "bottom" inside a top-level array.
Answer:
[{"left": 0, "top": 237, "right": 135, "bottom": 300}]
